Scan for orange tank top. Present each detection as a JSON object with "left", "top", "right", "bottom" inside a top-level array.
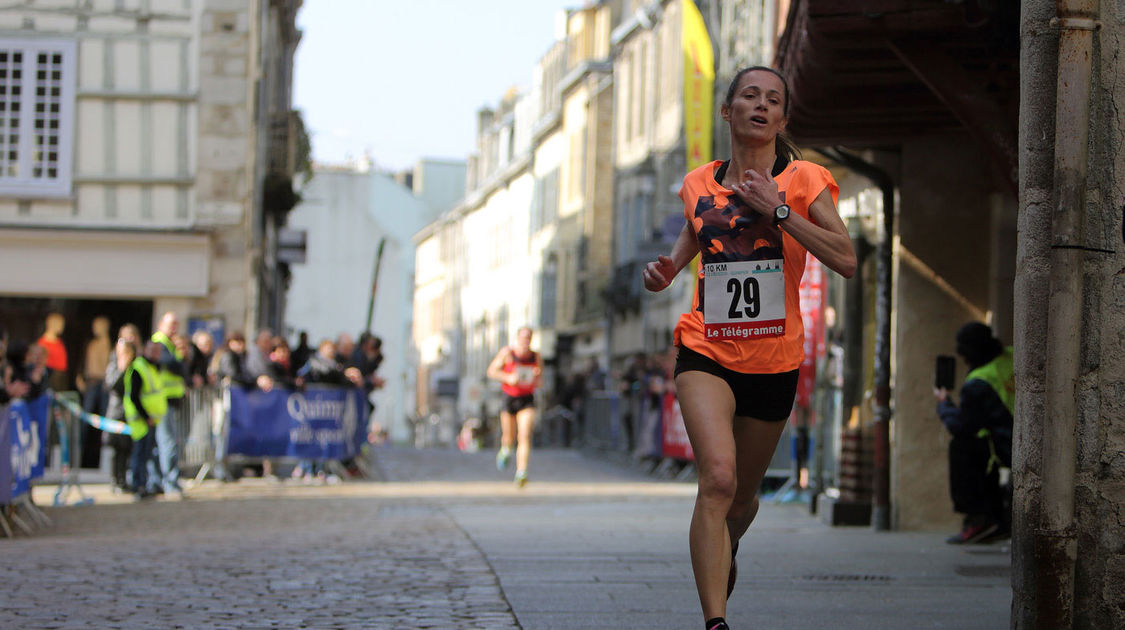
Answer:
[{"left": 672, "top": 159, "right": 839, "bottom": 374}]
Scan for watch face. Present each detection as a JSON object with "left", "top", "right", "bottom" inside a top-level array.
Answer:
[{"left": 775, "top": 204, "right": 790, "bottom": 220}]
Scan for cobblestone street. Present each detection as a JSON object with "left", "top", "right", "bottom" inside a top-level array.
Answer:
[{"left": 1, "top": 447, "right": 1010, "bottom": 629}]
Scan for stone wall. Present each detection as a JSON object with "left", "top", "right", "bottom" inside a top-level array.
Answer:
[
  {"left": 1073, "top": 2, "right": 1125, "bottom": 626},
  {"left": 892, "top": 133, "right": 1009, "bottom": 531},
  {"left": 194, "top": 0, "right": 256, "bottom": 334}
]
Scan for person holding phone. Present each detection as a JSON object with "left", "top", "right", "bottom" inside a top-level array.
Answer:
[
  {"left": 933, "top": 322, "right": 1014, "bottom": 544},
  {"left": 643, "top": 66, "right": 856, "bottom": 630}
]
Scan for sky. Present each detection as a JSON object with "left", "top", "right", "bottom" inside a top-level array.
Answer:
[{"left": 293, "top": 0, "right": 580, "bottom": 172}]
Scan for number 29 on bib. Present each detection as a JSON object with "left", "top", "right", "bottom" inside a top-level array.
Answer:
[{"left": 703, "top": 260, "right": 786, "bottom": 340}]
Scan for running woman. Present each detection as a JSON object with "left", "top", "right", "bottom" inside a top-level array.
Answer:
[
  {"left": 643, "top": 67, "right": 856, "bottom": 630},
  {"left": 486, "top": 326, "right": 542, "bottom": 487}
]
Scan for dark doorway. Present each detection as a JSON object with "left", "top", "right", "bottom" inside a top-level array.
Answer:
[{"left": 0, "top": 296, "right": 155, "bottom": 468}]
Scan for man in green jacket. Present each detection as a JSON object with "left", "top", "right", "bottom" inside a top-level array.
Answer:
[
  {"left": 934, "top": 322, "right": 1013, "bottom": 544},
  {"left": 124, "top": 340, "right": 168, "bottom": 502},
  {"left": 150, "top": 312, "right": 185, "bottom": 500}
]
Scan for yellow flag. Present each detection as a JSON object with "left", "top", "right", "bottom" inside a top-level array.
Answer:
[{"left": 682, "top": 0, "right": 714, "bottom": 171}]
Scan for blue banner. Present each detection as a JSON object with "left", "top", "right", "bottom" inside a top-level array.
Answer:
[
  {"left": 0, "top": 405, "right": 10, "bottom": 504},
  {"left": 26, "top": 394, "right": 50, "bottom": 479},
  {"left": 6, "top": 398, "right": 48, "bottom": 502},
  {"left": 227, "top": 386, "right": 368, "bottom": 459}
]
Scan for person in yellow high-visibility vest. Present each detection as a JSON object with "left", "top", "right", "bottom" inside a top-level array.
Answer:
[
  {"left": 149, "top": 312, "right": 185, "bottom": 500},
  {"left": 122, "top": 339, "right": 167, "bottom": 502},
  {"left": 934, "top": 322, "right": 1014, "bottom": 544}
]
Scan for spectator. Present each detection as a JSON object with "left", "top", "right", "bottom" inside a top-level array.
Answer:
[
  {"left": 127, "top": 341, "right": 168, "bottom": 502},
  {"left": 297, "top": 339, "right": 350, "bottom": 386},
  {"left": 268, "top": 337, "right": 296, "bottom": 389},
  {"left": 620, "top": 353, "right": 650, "bottom": 452},
  {"left": 5, "top": 342, "right": 47, "bottom": 400},
  {"left": 291, "top": 331, "right": 313, "bottom": 375},
  {"left": 353, "top": 334, "right": 386, "bottom": 408},
  {"left": 103, "top": 327, "right": 137, "bottom": 494},
  {"left": 934, "top": 322, "right": 1013, "bottom": 544},
  {"left": 585, "top": 357, "right": 607, "bottom": 391},
  {"left": 244, "top": 329, "right": 279, "bottom": 478},
  {"left": 172, "top": 333, "right": 192, "bottom": 386},
  {"left": 210, "top": 331, "right": 253, "bottom": 483},
  {"left": 1, "top": 335, "right": 31, "bottom": 403},
  {"left": 149, "top": 312, "right": 186, "bottom": 500},
  {"left": 560, "top": 366, "right": 589, "bottom": 448},
  {"left": 246, "top": 329, "right": 276, "bottom": 393},
  {"left": 215, "top": 332, "right": 255, "bottom": 389},
  {"left": 188, "top": 331, "right": 215, "bottom": 389},
  {"left": 342, "top": 334, "right": 384, "bottom": 478},
  {"left": 355, "top": 335, "right": 384, "bottom": 381},
  {"left": 292, "top": 339, "right": 349, "bottom": 483},
  {"left": 336, "top": 333, "right": 358, "bottom": 370}
]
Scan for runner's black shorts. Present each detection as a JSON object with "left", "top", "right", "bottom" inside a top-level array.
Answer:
[
  {"left": 503, "top": 394, "right": 535, "bottom": 415},
  {"left": 673, "top": 345, "right": 799, "bottom": 422}
]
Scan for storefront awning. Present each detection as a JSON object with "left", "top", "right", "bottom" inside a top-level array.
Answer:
[
  {"left": 774, "top": 0, "right": 1018, "bottom": 186},
  {"left": 0, "top": 228, "right": 210, "bottom": 298}
]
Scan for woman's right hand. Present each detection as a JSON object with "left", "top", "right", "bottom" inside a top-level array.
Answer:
[{"left": 643, "top": 255, "right": 677, "bottom": 292}]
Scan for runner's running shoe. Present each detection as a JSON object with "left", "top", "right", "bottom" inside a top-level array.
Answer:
[
  {"left": 515, "top": 470, "right": 528, "bottom": 488},
  {"left": 946, "top": 521, "right": 999, "bottom": 544},
  {"left": 496, "top": 447, "right": 512, "bottom": 471}
]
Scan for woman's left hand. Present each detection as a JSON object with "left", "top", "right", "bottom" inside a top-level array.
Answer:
[{"left": 731, "top": 169, "right": 782, "bottom": 218}]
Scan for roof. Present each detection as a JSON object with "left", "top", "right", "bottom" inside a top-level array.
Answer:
[{"left": 774, "top": 0, "right": 1019, "bottom": 182}]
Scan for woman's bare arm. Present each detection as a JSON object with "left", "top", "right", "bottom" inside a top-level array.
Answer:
[{"left": 643, "top": 221, "right": 700, "bottom": 291}]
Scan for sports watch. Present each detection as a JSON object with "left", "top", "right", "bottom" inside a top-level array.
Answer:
[{"left": 773, "top": 203, "right": 791, "bottom": 225}]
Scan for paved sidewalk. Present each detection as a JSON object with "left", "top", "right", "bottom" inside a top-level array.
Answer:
[
  {"left": 454, "top": 496, "right": 1010, "bottom": 629},
  {"left": 2, "top": 446, "right": 1010, "bottom": 629}
]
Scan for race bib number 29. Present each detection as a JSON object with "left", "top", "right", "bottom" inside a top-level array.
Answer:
[{"left": 703, "top": 260, "right": 786, "bottom": 340}]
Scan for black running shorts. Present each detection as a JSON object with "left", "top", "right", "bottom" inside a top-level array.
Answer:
[
  {"left": 673, "top": 345, "right": 799, "bottom": 422},
  {"left": 503, "top": 394, "right": 535, "bottom": 416}
]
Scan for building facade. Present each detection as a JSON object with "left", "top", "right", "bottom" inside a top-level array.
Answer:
[
  {"left": 0, "top": 0, "right": 300, "bottom": 362},
  {"left": 286, "top": 159, "right": 463, "bottom": 443}
]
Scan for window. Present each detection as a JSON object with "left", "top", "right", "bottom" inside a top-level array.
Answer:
[
  {"left": 531, "top": 169, "right": 560, "bottom": 234},
  {"left": 0, "top": 38, "right": 75, "bottom": 197},
  {"left": 539, "top": 254, "right": 557, "bottom": 328}
]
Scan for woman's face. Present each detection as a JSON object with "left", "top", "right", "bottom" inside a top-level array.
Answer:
[
  {"left": 229, "top": 339, "right": 245, "bottom": 354},
  {"left": 723, "top": 70, "right": 788, "bottom": 143}
]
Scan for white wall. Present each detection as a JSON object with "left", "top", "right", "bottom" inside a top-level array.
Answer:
[{"left": 287, "top": 167, "right": 438, "bottom": 443}]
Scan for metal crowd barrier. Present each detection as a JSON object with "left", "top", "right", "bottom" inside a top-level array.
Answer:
[
  {"left": 177, "top": 386, "right": 224, "bottom": 485},
  {"left": 46, "top": 387, "right": 229, "bottom": 495},
  {"left": 582, "top": 390, "right": 622, "bottom": 451},
  {"left": 49, "top": 391, "right": 94, "bottom": 507}
]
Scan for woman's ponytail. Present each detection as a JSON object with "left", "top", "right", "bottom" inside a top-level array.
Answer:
[{"left": 773, "top": 131, "right": 801, "bottom": 175}]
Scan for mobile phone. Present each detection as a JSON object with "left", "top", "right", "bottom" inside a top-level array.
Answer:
[{"left": 935, "top": 355, "right": 956, "bottom": 390}]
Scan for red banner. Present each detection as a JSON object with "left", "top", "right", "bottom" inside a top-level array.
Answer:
[
  {"left": 661, "top": 391, "right": 694, "bottom": 461},
  {"left": 795, "top": 254, "right": 825, "bottom": 412}
]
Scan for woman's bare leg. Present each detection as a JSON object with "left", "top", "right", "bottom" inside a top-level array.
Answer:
[
  {"left": 726, "top": 417, "right": 788, "bottom": 544},
  {"left": 676, "top": 371, "right": 738, "bottom": 621}
]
